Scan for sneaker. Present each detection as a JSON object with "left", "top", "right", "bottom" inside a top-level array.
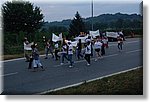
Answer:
[
  {"left": 69, "top": 65, "right": 73, "bottom": 68},
  {"left": 87, "top": 63, "right": 90, "bottom": 66},
  {"left": 60, "top": 63, "right": 64, "bottom": 65}
]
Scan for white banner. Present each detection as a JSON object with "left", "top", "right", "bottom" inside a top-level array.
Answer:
[
  {"left": 24, "top": 42, "right": 34, "bottom": 51},
  {"left": 89, "top": 30, "right": 100, "bottom": 38},
  {"left": 71, "top": 41, "right": 78, "bottom": 47},
  {"left": 59, "top": 33, "right": 63, "bottom": 41},
  {"left": 65, "top": 40, "right": 78, "bottom": 47},
  {"left": 74, "top": 35, "right": 89, "bottom": 43},
  {"left": 52, "top": 33, "right": 60, "bottom": 42},
  {"left": 52, "top": 33, "right": 63, "bottom": 42},
  {"left": 106, "top": 32, "right": 119, "bottom": 38}
]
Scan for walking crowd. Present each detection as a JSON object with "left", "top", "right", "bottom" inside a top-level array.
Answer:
[{"left": 24, "top": 33, "right": 124, "bottom": 72}]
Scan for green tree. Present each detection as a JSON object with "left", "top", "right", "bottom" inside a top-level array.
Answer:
[
  {"left": 115, "top": 18, "right": 124, "bottom": 30},
  {"left": 2, "top": 1, "right": 44, "bottom": 42},
  {"left": 68, "top": 11, "right": 86, "bottom": 38}
]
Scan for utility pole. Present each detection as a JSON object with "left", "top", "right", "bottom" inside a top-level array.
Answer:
[{"left": 91, "top": 0, "right": 94, "bottom": 31}]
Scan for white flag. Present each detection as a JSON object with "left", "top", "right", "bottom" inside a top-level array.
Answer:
[
  {"left": 52, "top": 33, "right": 60, "bottom": 42},
  {"left": 59, "top": 33, "right": 63, "bottom": 41},
  {"left": 106, "top": 32, "right": 119, "bottom": 38},
  {"left": 24, "top": 42, "right": 34, "bottom": 51},
  {"left": 71, "top": 41, "right": 78, "bottom": 47},
  {"left": 65, "top": 40, "right": 77, "bottom": 47},
  {"left": 89, "top": 30, "right": 100, "bottom": 38},
  {"left": 74, "top": 35, "right": 88, "bottom": 43}
]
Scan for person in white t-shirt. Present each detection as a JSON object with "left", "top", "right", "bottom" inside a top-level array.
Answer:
[
  {"left": 84, "top": 41, "right": 91, "bottom": 65},
  {"left": 61, "top": 41, "right": 69, "bottom": 65},
  {"left": 94, "top": 38, "right": 102, "bottom": 61},
  {"left": 85, "top": 36, "right": 93, "bottom": 57},
  {"left": 102, "top": 37, "right": 108, "bottom": 48},
  {"left": 117, "top": 36, "right": 123, "bottom": 51},
  {"left": 24, "top": 37, "right": 30, "bottom": 62},
  {"left": 67, "top": 41, "right": 74, "bottom": 68},
  {"left": 54, "top": 42, "right": 60, "bottom": 60}
]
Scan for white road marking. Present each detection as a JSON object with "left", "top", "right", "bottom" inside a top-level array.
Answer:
[
  {"left": 54, "top": 48, "right": 142, "bottom": 67},
  {"left": 109, "top": 40, "right": 140, "bottom": 47},
  {"left": 126, "top": 49, "right": 142, "bottom": 54},
  {"left": 126, "top": 40, "right": 140, "bottom": 44},
  {"left": 2, "top": 49, "right": 142, "bottom": 77},
  {"left": 3, "top": 54, "right": 46, "bottom": 63},
  {"left": 0, "top": 72, "right": 18, "bottom": 77},
  {"left": 3, "top": 58, "right": 24, "bottom": 62},
  {"left": 36, "top": 66, "right": 142, "bottom": 95}
]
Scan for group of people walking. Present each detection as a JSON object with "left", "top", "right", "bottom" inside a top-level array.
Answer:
[
  {"left": 43, "top": 36, "right": 107, "bottom": 68},
  {"left": 24, "top": 34, "right": 124, "bottom": 71}
]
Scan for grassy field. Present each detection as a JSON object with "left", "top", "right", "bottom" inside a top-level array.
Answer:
[{"left": 45, "top": 67, "right": 143, "bottom": 95}]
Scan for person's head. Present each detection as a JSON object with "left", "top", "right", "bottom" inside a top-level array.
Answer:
[
  {"left": 96, "top": 38, "right": 99, "bottom": 42},
  {"left": 68, "top": 41, "right": 71, "bottom": 45},
  {"left": 34, "top": 43, "right": 38, "bottom": 47},
  {"left": 79, "top": 39, "right": 81, "bottom": 43},
  {"left": 43, "top": 36, "right": 45, "bottom": 39},
  {"left": 88, "top": 36, "right": 91, "bottom": 39},
  {"left": 87, "top": 41, "right": 90, "bottom": 45},
  {"left": 31, "top": 44, "right": 35, "bottom": 49},
  {"left": 63, "top": 40, "right": 66, "bottom": 45},
  {"left": 24, "top": 37, "right": 28, "bottom": 42},
  {"left": 55, "top": 41, "right": 58, "bottom": 44}
]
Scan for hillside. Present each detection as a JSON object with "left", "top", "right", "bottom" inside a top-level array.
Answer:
[{"left": 43, "top": 13, "right": 142, "bottom": 29}]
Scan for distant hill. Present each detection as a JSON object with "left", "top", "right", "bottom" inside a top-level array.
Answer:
[{"left": 42, "top": 13, "right": 142, "bottom": 29}]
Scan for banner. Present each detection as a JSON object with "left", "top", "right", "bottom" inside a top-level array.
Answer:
[
  {"left": 89, "top": 30, "right": 100, "bottom": 38},
  {"left": 106, "top": 32, "right": 119, "bottom": 38},
  {"left": 71, "top": 41, "right": 78, "bottom": 47},
  {"left": 52, "top": 33, "right": 60, "bottom": 42},
  {"left": 24, "top": 42, "right": 34, "bottom": 51},
  {"left": 59, "top": 33, "right": 63, "bottom": 41},
  {"left": 74, "top": 35, "right": 88, "bottom": 43},
  {"left": 65, "top": 40, "right": 78, "bottom": 47},
  {"left": 52, "top": 33, "right": 63, "bottom": 42}
]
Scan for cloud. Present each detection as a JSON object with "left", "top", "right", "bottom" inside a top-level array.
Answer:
[{"left": 35, "top": 1, "right": 141, "bottom": 22}]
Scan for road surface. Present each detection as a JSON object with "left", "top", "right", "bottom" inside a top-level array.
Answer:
[{"left": 2, "top": 38, "right": 142, "bottom": 94}]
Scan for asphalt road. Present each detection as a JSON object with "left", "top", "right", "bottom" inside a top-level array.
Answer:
[{"left": 2, "top": 38, "right": 143, "bottom": 95}]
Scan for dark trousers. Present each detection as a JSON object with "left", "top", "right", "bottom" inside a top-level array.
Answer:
[
  {"left": 61, "top": 53, "right": 69, "bottom": 63},
  {"left": 85, "top": 54, "right": 91, "bottom": 64},
  {"left": 45, "top": 48, "right": 54, "bottom": 58},
  {"left": 91, "top": 45, "right": 93, "bottom": 57},
  {"left": 118, "top": 43, "right": 123, "bottom": 50},
  {"left": 101, "top": 46, "right": 105, "bottom": 56},
  {"left": 68, "top": 54, "right": 73, "bottom": 66},
  {"left": 77, "top": 49, "right": 83, "bottom": 59},
  {"left": 55, "top": 49, "right": 60, "bottom": 60},
  {"left": 28, "top": 58, "right": 33, "bottom": 69}
]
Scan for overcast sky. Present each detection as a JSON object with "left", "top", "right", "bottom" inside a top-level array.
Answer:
[{"left": 1, "top": 0, "right": 142, "bottom": 22}]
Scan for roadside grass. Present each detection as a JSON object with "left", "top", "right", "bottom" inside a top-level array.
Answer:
[
  {"left": 3, "top": 50, "right": 45, "bottom": 60},
  {"left": 45, "top": 67, "right": 143, "bottom": 95}
]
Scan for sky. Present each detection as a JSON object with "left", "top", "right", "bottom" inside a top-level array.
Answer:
[{"left": 1, "top": 0, "right": 143, "bottom": 22}]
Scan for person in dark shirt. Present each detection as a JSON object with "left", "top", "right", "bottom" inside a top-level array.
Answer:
[
  {"left": 77, "top": 39, "right": 83, "bottom": 60},
  {"left": 32, "top": 43, "right": 45, "bottom": 71},
  {"left": 45, "top": 39, "right": 54, "bottom": 59}
]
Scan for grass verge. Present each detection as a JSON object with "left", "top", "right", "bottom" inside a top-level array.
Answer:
[{"left": 45, "top": 67, "right": 143, "bottom": 95}]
